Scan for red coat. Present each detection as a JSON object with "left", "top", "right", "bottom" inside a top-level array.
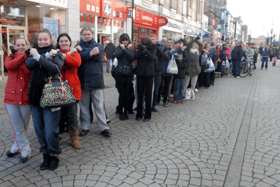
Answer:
[
  {"left": 4, "top": 52, "right": 31, "bottom": 105},
  {"left": 60, "top": 49, "right": 82, "bottom": 100}
]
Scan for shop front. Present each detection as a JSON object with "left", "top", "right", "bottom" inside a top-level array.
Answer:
[
  {"left": 160, "top": 19, "right": 183, "bottom": 40},
  {"left": 127, "top": 7, "right": 168, "bottom": 47},
  {"left": 80, "top": 0, "right": 126, "bottom": 48},
  {"left": 0, "top": 0, "right": 68, "bottom": 80}
]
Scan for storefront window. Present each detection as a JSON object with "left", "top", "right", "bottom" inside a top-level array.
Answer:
[
  {"left": 27, "top": 6, "right": 66, "bottom": 47},
  {"left": 162, "top": 30, "right": 181, "bottom": 40},
  {"left": 0, "top": 6, "right": 25, "bottom": 26}
]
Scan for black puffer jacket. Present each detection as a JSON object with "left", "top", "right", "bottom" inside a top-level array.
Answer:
[
  {"left": 134, "top": 44, "right": 158, "bottom": 77},
  {"left": 174, "top": 58, "right": 186, "bottom": 79},
  {"left": 104, "top": 43, "right": 116, "bottom": 59},
  {"left": 231, "top": 46, "right": 245, "bottom": 61},
  {"left": 115, "top": 46, "right": 135, "bottom": 76}
]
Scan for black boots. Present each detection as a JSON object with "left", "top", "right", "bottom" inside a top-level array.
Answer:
[{"left": 40, "top": 153, "right": 59, "bottom": 171}]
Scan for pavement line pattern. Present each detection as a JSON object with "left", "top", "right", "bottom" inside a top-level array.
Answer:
[{"left": 224, "top": 69, "right": 259, "bottom": 187}]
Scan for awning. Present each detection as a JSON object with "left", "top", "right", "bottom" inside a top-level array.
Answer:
[{"left": 80, "top": 14, "right": 124, "bottom": 28}]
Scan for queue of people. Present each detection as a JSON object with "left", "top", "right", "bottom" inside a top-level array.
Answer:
[{"left": 3, "top": 27, "right": 261, "bottom": 171}]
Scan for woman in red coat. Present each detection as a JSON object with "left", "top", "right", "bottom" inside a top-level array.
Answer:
[
  {"left": 56, "top": 33, "right": 82, "bottom": 149},
  {"left": 4, "top": 38, "right": 31, "bottom": 163}
]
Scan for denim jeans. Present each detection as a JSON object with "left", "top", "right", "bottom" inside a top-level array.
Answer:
[
  {"left": 5, "top": 104, "right": 31, "bottom": 157},
  {"left": 232, "top": 60, "right": 241, "bottom": 77},
  {"left": 80, "top": 89, "right": 109, "bottom": 131},
  {"left": 261, "top": 56, "right": 268, "bottom": 69},
  {"left": 174, "top": 79, "right": 185, "bottom": 102},
  {"left": 30, "top": 105, "right": 61, "bottom": 156},
  {"left": 106, "top": 59, "right": 113, "bottom": 71},
  {"left": 153, "top": 75, "right": 161, "bottom": 107}
]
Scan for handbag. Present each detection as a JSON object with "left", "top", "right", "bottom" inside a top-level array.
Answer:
[
  {"left": 40, "top": 76, "right": 76, "bottom": 108},
  {"left": 167, "top": 55, "right": 178, "bottom": 74}
]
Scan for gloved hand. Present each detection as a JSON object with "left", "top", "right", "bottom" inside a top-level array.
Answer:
[
  {"left": 137, "top": 44, "right": 145, "bottom": 51},
  {"left": 25, "top": 49, "right": 30, "bottom": 56},
  {"left": 11, "top": 49, "right": 18, "bottom": 54}
]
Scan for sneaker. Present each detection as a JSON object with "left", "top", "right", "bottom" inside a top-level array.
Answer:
[
  {"left": 128, "top": 111, "right": 135, "bottom": 115},
  {"left": 163, "top": 101, "right": 168, "bottom": 107},
  {"left": 40, "top": 153, "right": 51, "bottom": 170},
  {"left": 119, "top": 114, "right": 125, "bottom": 121},
  {"left": 79, "top": 130, "right": 89, "bottom": 137},
  {"left": 236, "top": 76, "right": 240, "bottom": 79},
  {"left": 101, "top": 129, "right": 110, "bottom": 137},
  {"left": 124, "top": 113, "right": 129, "bottom": 120},
  {"left": 49, "top": 156, "right": 59, "bottom": 171},
  {"left": 143, "top": 118, "right": 150, "bottom": 122},
  {"left": 151, "top": 107, "right": 158, "bottom": 112},
  {"left": 106, "top": 119, "right": 111, "bottom": 124},
  {"left": 194, "top": 89, "right": 198, "bottom": 93},
  {"left": 136, "top": 116, "right": 142, "bottom": 121}
]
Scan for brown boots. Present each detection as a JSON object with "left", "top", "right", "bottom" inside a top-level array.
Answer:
[{"left": 69, "top": 130, "right": 82, "bottom": 149}]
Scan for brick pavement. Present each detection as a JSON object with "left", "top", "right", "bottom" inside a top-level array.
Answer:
[{"left": 0, "top": 62, "right": 280, "bottom": 187}]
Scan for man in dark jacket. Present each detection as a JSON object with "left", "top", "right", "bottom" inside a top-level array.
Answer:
[
  {"left": 104, "top": 38, "right": 115, "bottom": 73},
  {"left": 259, "top": 44, "right": 270, "bottom": 70},
  {"left": 150, "top": 34, "right": 169, "bottom": 112},
  {"left": 208, "top": 42, "right": 217, "bottom": 85},
  {"left": 134, "top": 37, "right": 158, "bottom": 122},
  {"left": 231, "top": 41, "right": 245, "bottom": 78},
  {"left": 75, "top": 27, "right": 110, "bottom": 137}
]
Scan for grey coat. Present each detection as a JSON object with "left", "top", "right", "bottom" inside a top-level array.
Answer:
[{"left": 186, "top": 51, "right": 201, "bottom": 76}]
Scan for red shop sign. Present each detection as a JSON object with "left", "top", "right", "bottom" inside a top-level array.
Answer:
[
  {"left": 101, "top": 0, "right": 126, "bottom": 20},
  {"left": 127, "top": 7, "right": 168, "bottom": 28},
  {"left": 80, "top": 0, "right": 126, "bottom": 20},
  {"left": 80, "top": 0, "right": 101, "bottom": 16}
]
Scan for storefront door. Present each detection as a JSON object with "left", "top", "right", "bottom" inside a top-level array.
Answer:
[{"left": 0, "top": 26, "right": 27, "bottom": 79}]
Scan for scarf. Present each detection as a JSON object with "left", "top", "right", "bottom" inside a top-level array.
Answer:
[{"left": 29, "top": 44, "right": 55, "bottom": 106}]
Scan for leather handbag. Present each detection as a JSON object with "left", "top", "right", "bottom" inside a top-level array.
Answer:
[{"left": 40, "top": 76, "right": 76, "bottom": 108}]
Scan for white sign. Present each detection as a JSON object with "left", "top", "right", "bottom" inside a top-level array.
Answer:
[
  {"left": 162, "top": 19, "right": 182, "bottom": 33},
  {"left": 25, "top": 0, "right": 68, "bottom": 8}
]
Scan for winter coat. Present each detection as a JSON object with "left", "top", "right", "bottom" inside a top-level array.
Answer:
[
  {"left": 134, "top": 44, "right": 158, "bottom": 77},
  {"left": 115, "top": 46, "right": 135, "bottom": 82},
  {"left": 246, "top": 48, "right": 254, "bottom": 61},
  {"left": 155, "top": 44, "right": 169, "bottom": 76},
  {"left": 260, "top": 47, "right": 270, "bottom": 57},
  {"left": 219, "top": 49, "right": 227, "bottom": 62},
  {"left": 104, "top": 43, "right": 116, "bottom": 59},
  {"left": 78, "top": 38, "right": 105, "bottom": 90},
  {"left": 231, "top": 46, "right": 245, "bottom": 62},
  {"left": 186, "top": 51, "right": 201, "bottom": 76},
  {"left": 174, "top": 58, "right": 186, "bottom": 79},
  {"left": 60, "top": 49, "right": 82, "bottom": 100},
  {"left": 4, "top": 51, "right": 31, "bottom": 105}
]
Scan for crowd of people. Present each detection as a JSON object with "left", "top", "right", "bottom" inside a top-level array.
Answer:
[{"left": 4, "top": 26, "right": 273, "bottom": 171}]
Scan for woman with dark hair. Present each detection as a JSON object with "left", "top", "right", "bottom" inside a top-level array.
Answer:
[
  {"left": 26, "top": 29, "right": 65, "bottom": 171},
  {"left": 114, "top": 33, "right": 135, "bottom": 120},
  {"left": 134, "top": 37, "right": 158, "bottom": 122},
  {"left": 56, "top": 33, "right": 82, "bottom": 149},
  {"left": 4, "top": 38, "right": 31, "bottom": 163}
]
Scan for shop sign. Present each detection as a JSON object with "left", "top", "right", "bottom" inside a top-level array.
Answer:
[
  {"left": 80, "top": 0, "right": 126, "bottom": 20},
  {"left": 162, "top": 19, "right": 182, "bottom": 33},
  {"left": 101, "top": 0, "right": 126, "bottom": 20},
  {"left": 166, "top": 22, "right": 181, "bottom": 31},
  {"left": 25, "top": 0, "right": 68, "bottom": 8},
  {"left": 127, "top": 7, "right": 168, "bottom": 28}
]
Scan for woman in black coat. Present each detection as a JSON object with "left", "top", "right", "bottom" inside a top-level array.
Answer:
[
  {"left": 134, "top": 37, "right": 158, "bottom": 122},
  {"left": 114, "top": 34, "right": 135, "bottom": 120}
]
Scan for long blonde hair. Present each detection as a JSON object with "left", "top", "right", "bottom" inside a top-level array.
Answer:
[{"left": 191, "top": 42, "right": 200, "bottom": 55}]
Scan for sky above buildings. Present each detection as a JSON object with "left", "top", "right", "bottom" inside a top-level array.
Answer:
[{"left": 227, "top": 0, "right": 280, "bottom": 38}]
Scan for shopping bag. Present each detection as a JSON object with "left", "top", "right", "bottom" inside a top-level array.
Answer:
[
  {"left": 204, "top": 58, "right": 215, "bottom": 72},
  {"left": 167, "top": 55, "right": 178, "bottom": 74},
  {"left": 185, "top": 88, "right": 191, "bottom": 100}
]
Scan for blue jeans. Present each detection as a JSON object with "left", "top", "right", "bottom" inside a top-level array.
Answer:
[
  {"left": 153, "top": 75, "right": 161, "bottom": 107},
  {"left": 174, "top": 79, "right": 185, "bottom": 102},
  {"left": 232, "top": 60, "right": 240, "bottom": 77},
  {"left": 106, "top": 59, "right": 113, "bottom": 71},
  {"left": 261, "top": 56, "right": 268, "bottom": 69},
  {"left": 80, "top": 89, "right": 109, "bottom": 131},
  {"left": 30, "top": 105, "right": 61, "bottom": 156}
]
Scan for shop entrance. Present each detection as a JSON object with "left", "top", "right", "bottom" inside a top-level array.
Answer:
[{"left": 0, "top": 25, "right": 27, "bottom": 79}]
